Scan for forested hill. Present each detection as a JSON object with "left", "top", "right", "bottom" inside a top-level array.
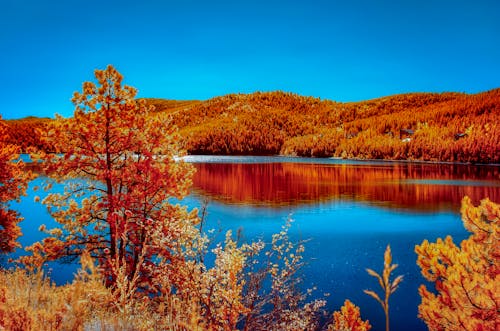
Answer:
[
  {"left": 147, "top": 89, "right": 500, "bottom": 163},
  {"left": 4, "top": 89, "right": 500, "bottom": 163}
]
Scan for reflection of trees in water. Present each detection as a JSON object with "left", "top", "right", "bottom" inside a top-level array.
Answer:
[{"left": 192, "top": 163, "right": 500, "bottom": 211}]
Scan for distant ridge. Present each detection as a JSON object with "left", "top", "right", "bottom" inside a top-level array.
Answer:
[{"left": 4, "top": 88, "right": 500, "bottom": 163}]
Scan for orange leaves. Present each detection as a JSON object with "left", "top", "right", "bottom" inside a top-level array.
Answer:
[
  {"left": 0, "top": 116, "right": 33, "bottom": 254},
  {"left": 0, "top": 122, "right": 29, "bottom": 204},
  {"left": 415, "top": 197, "right": 500, "bottom": 331},
  {"left": 0, "top": 209, "right": 22, "bottom": 253},
  {"left": 330, "top": 299, "right": 371, "bottom": 331},
  {"left": 1, "top": 116, "right": 54, "bottom": 153},
  {"left": 22, "top": 65, "right": 198, "bottom": 295},
  {"left": 415, "top": 236, "right": 459, "bottom": 282}
]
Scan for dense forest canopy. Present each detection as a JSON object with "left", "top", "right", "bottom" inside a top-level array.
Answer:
[{"left": 5, "top": 88, "right": 500, "bottom": 163}]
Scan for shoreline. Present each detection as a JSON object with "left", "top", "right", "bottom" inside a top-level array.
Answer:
[
  {"left": 18, "top": 153, "right": 500, "bottom": 167},
  {"left": 179, "top": 154, "right": 500, "bottom": 167}
]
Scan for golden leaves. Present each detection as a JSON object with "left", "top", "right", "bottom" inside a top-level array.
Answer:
[
  {"left": 0, "top": 116, "right": 34, "bottom": 253},
  {"left": 22, "top": 65, "right": 198, "bottom": 295},
  {"left": 330, "top": 299, "right": 371, "bottom": 331},
  {"left": 390, "top": 275, "right": 403, "bottom": 295},
  {"left": 415, "top": 196, "right": 500, "bottom": 331},
  {"left": 363, "top": 289, "right": 383, "bottom": 307}
]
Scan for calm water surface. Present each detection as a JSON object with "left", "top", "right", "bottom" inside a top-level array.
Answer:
[{"left": 7, "top": 156, "right": 500, "bottom": 331}]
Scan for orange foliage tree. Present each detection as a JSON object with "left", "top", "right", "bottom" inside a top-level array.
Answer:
[
  {"left": 329, "top": 299, "right": 371, "bottom": 331},
  {"left": 23, "top": 65, "right": 199, "bottom": 291},
  {"left": 415, "top": 196, "right": 499, "bottom": 330},
  {"left": 0, "top": 117, "right": 32, "bottom": 253}
]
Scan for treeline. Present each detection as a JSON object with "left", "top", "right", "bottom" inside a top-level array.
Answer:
[
  {"left": 4, "top": 88, "right": 500, "bottom": 163},
  {"left": 3, "top": 117, "right": 54, "bottom": 152},
  {"left": 150, "top": 89, "right": 500, "bottom": 163}
]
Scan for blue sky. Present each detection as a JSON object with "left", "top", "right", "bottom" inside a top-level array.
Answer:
[{"left": 1, "top": 0, "right": 499, "bottom": 119}]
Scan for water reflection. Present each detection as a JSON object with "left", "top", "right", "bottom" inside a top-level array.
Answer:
[
  {"left": 10, "top": 157, "right": 498, "bottom": 331},
  {"left": 192, "top": 162, "right": 500, "bottom": 211}
]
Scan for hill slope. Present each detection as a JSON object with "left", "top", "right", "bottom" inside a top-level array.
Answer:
[
  {"left": 3, "top": 89, "right": 500, "bottom": 163},
  {"left": 147, "top": 89, "right": 500, "bottom": 163}
]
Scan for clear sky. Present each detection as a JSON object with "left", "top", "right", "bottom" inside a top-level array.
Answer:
[{"left": 1, "top": 0, "right": 499, "bottom": 119}]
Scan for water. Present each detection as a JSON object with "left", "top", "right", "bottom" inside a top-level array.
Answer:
[{"left": 6, "top": 156, "right": 500, "bottom": 330}]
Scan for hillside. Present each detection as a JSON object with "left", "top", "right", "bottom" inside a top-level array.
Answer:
[
  {"left": 2, "top": 116, "right": 53, "bottom": 152},
  {"left": 3, "top": 89, "right": 500, "bottom": 163},
  {"left": 148, "top": 89, "right": 500, "bottom": 163}
]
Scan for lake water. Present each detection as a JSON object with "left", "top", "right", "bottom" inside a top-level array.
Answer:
[{"left": 6, "top": 156, "right": 500, "bottom": 330}]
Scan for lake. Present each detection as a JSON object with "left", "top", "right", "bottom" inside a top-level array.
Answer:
[{"left": 6, "top": 156, "right": 500, "bottom": 330}]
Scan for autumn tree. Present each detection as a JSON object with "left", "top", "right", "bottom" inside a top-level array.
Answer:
[
  {"left": 23, "top": 65, "right": 199, "bottom": 291},
  {"left": 328, "top": 299, "right": 371, "bottom": 331},
  {"left": 415, "top": 196, "right": 499, "bottom": 330},
  {"left": 0, "top": 117, "right": 32, "bottom": 253}
]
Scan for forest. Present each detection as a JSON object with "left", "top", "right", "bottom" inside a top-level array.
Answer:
[
  {"left": 3, "top": 87, "right": 500, "bottom": 164},
  {"left": 0, "top": 66, "right": 499, "bottom": 330}
]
